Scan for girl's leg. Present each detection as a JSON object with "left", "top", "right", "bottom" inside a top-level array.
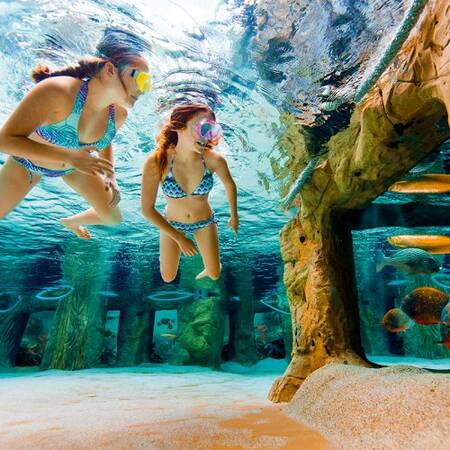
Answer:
[
  {"left": 193, "top": 222, "right": 221, "bottom": 280},
  {"left": 0, "top": 157, "right": 41, "bottom": 219},
  {"left": 61, "top": 171, "right": 122, "bottom": 239},
  {"left": 159, "top": 231, "right": 181, "bottom": 283}
]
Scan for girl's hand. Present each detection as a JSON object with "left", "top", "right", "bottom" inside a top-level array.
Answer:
[
  {"left": 227, "top": 215, "right": 239, "bottom": 234},
  {"left": 67, "top": 147, "right": 114, "bottom": 177},
  {"left": 175, "top": 233, "right": 198, "bottom": 256},
  {"left": 105, "top": 175, "right": 121, "bottom": 207}
]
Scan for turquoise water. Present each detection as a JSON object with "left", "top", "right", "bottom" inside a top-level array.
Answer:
[{"left": 0, "top": 0, "right": 448, "bottom": 372}]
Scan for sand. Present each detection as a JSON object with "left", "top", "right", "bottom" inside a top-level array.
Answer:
[
  {"left": 283, "top": 363, "right": 450, "bottom": 450},
  {"left": 2, "top": 360, "right": 448, "bottom": 449},
  {"left": 0, "top": 361, "right": 328, "bottom": 450}
]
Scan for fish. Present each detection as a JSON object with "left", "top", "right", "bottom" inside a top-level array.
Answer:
[
  {"left": 230, "top": 296, "right": 241, "bottom": 302},
  {"left": 98, "top": 291, "right": 119, "bottom": 298},
  {"left": 255, "top": 324, "right": 268, "bottom": 343},
  {"left": 437, "top": 301, "right": 450, "bottom": 349},
  {"left": 388, "top": 235, "right": 450, "bottom": 254},
  {"left": 388, "top": 174, "right": 450, "bottom": 194},
  {"left": 400, "top": 287, "right": 450, "bottom": 325},
  {"left": 160, "top": 333, "right": 177, "bottom": 340},
  {"left": 375, "top": 248, "right": 441, "bottom": 275},
  {"left": 386, "top": 279, "right": 408, "bottom": 287},
  {"left": 381, "top": 308, "right": 413, "bottom": 333},
  {"left": 157, "top": 318, "right": 174, "bottom": 327}
]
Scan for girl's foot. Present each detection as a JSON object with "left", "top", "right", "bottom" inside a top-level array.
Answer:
[
  {"left": 195, "top": 263, "right": 222, "bottom": 280},
  {"left": 60, "top": 218, "right": 92, "bottom": 240},
  {"left": 195, "top": 269, "right": 208, "bottom": 280}
]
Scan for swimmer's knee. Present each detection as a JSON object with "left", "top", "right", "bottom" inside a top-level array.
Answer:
[
  {"left": 161, "top": 270, "right": 177, "bottom": 283},
  {"left": 160, "top": 261, "right": 178, "bottom": 283}
]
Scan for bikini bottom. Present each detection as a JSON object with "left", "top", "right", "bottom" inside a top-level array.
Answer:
[
  {"left": 12, "top": 156, "right": 75, "bottom": 184},
  {"left": 162, "top": 208, "right": 218, "bottom": 234}
]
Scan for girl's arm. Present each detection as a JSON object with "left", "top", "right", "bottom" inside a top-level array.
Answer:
[
  {"left": 96, "top": 106, "right": 127, "bottom": 206},
  {"left": 0, "top": 77, "right": 113, "bottom": 175},
  {"left": 211, "top": 152, "right": 239, "bottom": 234},
  {"left": 102, "top": 144, "right": 120, "bottom": 206},
  {"left": 141, "top": 154, "right": 183, "bottom": 240}
]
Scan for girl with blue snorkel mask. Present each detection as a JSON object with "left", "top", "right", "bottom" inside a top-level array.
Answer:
[
  {"left": 0, "top": 29, "right": 151, "bottom": 239},
  {"left": 141, "top": 103, "right": 238, "bottom": 282}
]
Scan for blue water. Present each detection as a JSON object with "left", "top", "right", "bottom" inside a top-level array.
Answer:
[{"left": 0, "top": 0, "right": 448, "bottom": 371}]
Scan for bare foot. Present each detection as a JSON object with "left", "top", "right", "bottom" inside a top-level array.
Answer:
[
  {"left": 60, "top": 218, "right": 92, "bottom": 240},
  {"left": 195, "top": 263, "right": 222, "bottom": 280},
  {"left": 195, "top": 269, "right": 208, "bottom": 280}
]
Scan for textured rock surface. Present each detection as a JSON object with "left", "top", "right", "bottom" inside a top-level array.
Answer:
[
  {"left": 270, "top": 0, "right": 450, "bottom": 402},
  {"left": 170, "top": 259, "right": 227, "bottom": 368},
  {"left": 41, "top": 241, "right": 108, "bottom": 370},
  {"left": 283, "top": 363, "right": 450, "bottom": 450}
]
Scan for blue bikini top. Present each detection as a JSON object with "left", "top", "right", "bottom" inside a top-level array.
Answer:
[
  {"left": 161, "top": 152, "right": 214, "bottom": 199},
  {"left": 35, "top": 79, "right": 116, "bottom": 151}
]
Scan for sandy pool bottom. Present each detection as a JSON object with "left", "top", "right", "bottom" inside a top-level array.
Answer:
[{"left": 0, "top": 362, "right": 328, "bottom": 450}]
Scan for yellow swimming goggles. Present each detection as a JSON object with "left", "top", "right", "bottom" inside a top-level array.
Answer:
[{"left": 130, "top": 69, "right": 152, "bottom": 93}]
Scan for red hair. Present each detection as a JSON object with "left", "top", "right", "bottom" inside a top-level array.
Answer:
[{"left": 154, "top": 103, "right": 216, "bottom": 180}]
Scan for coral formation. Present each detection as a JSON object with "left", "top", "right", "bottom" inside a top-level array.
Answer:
[{"left": 269, "top": 0, "right": 450, "bottom": 402}]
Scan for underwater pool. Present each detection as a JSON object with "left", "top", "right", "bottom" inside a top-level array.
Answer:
[{"left": 0, "top": 0, "right": 448, "bottom": 393}]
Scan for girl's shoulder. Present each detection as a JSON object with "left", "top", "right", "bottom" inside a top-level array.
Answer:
[
  {"left": 33, "top": 76, "right": 81, "bottom": 98},
  {"left": 25, "top": 76, "right": 82, "bottom": 120},
  {"left": 204, "top": 149, "right": 226, "bottom": 169}
]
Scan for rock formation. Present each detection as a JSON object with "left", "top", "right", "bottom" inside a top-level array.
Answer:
[{"left": 269, "top": 0, "right": 450, "bottom": 402}]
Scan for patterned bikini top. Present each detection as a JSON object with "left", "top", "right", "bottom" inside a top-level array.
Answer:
[
  {"left": 161, "top": 152, "right": 214, "bottom": 199},
  {"left": 34, "top": 79, "right": 116, "bottom": 151}
]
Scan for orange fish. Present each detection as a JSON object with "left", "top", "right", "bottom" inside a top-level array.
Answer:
[
  {"left": 160, "top": 333, "right": 177, "bottom": 340},
  {"left": 400, "top": 287, "right": 449, "bottom": 325},
  {"left": 388, "top": 235, "right": 450, "bottom": 254},
  {"left": 382, "top": 308, "right": 413, "bottom": 333},
  {"left": 388, "top": 174, "right": 450, "bottom": 194}
]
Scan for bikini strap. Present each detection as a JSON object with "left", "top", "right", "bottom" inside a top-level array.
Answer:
[
  {"left": 168, "top": 152, "right": 176, "bottom": 172},
  {"left": 108, "top": 104, "right": 115, "bottom": 124},
  {"left": 73, "top": 79, "right": 89, "bottom": 116}
]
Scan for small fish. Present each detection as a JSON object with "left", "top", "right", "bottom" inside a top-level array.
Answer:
[
  {"left": 230, "top": 296, "right": 241, "bottom": 302},
  {"left": 437, "top": 301, "right": 450, "bottom": 349},
  {"left": 160, "top": 333, "right": 177, "bottom": 340},
  {"left": 158, "top": 318, "right": 174, "bottom": 327},
  {"left": 400, "top": 287, "right": 450, "bottom": 325},
  {"left": 255, "top": 324, "right": 268, "bottom": 343},
  {"left": 388, "top": 235, "right": 450, "bottom": 254},
  {"left": 98, "top": 291, "right": 119, "bottom": 298},
  {"left": 386, "top": 279, "right": 408, "bottom": 287},
  {"left": 388, "top": 174, "right": 450, "bottom": 194},
  {"left": 376, "top": 248, "right": 441, "bottom": 275},
  {"left": 382, "top": 308, "right": 413, "bottom": 333}
]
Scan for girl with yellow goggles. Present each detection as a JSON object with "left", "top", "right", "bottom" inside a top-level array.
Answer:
[{"left": 130, "top": 69, "right": 152, "bottom": 93}]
